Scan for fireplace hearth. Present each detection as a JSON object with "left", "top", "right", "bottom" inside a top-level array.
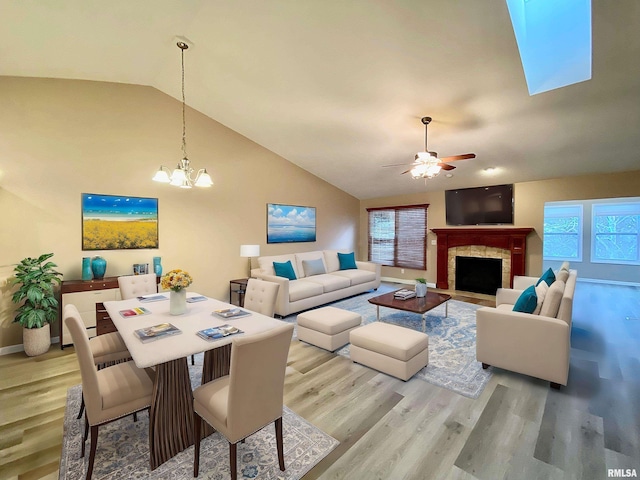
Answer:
[{"left": 455, "top": 256, "right": 502, "bottom": 295}]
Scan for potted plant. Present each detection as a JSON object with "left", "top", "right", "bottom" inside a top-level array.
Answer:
[
  {"left": 11, "top": 253, "right": 63, "bottom": 356},
  {"left": 415, "top": 277, "right": 427, "bottom": 298}
]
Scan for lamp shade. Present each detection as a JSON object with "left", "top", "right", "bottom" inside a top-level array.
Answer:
[{"left": 240, "top": 245, "right": 260, "bottom": 257}]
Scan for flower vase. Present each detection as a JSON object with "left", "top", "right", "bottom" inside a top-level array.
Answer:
[
  {"left": 415, "top": 283, "right": 427, "bottom": 298},
  {"left": 170, "top": 289, "right": 187, "bottom": 315},
  {"left": 82, "top": 257, "right": 93, "bottom": 280},
  {"left": 153, "top": 256, "right": 163, "bottom": 277},
  {"left": 91, "top": 256, "right": 107, "bottom": 280}
]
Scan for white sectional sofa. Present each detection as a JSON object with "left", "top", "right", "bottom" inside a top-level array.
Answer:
[
  {"left": 476, "top": 265, "right": 577, "bottom": 388},
  {"left": 251, "top": 250, "right": 381, "bottom": 317}
]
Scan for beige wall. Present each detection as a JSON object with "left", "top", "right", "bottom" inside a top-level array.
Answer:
[
  {"left": 0, "top": 77, "right": 359, "bottom": 349},
  {"left": 360, "top": 170, "right": 640, "bottom": 285}
]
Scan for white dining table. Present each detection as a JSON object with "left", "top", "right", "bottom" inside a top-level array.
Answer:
[{"left": 104, "top": 292, "right": 288, "bottom": 470}]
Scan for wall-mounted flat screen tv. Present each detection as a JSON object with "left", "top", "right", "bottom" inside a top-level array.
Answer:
[{"left": 445, "top": 184, "right": 514, "bottom": 225}]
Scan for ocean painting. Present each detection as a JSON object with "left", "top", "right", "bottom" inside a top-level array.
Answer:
[
  {"left": 267, "top": 204, "right": 316, "bottom": 244},
  {"left": 82, "top": 193, "right": 159, "bottom": 250}
]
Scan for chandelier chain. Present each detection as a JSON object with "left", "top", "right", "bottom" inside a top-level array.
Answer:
[{"left": 181, "top": 45, "right": 187, "bottom": 160}]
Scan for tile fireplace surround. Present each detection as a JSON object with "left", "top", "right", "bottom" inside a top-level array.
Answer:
[{"left": 431, "top": 228, "right": 534, "bottom": 290}]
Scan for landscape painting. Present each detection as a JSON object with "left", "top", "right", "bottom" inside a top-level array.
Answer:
[
  {"left": 82, "top": 193, "right": 159, "bottom": 250},
  {"left": 267, "top": 203, "right": 316, "bottom": 244}
]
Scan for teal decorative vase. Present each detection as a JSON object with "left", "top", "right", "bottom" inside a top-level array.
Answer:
[
  {"left": 82, "top": 257, "right": 93, "bottom": 280},
  {"left": 153, "top": 256, "right": 162, "bottom": 277},
  {"left": 91, "top": 256, "right": 107, "bottom": 280}
]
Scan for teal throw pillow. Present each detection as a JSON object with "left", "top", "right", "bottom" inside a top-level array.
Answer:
[
  {"left": 273, "top": 260, "right": 297, "bottom": 280},
  {"left": 337, "top": 252, "right": 357, "bottom": 270},
  {"left": 536, "top": 268, "right": 556, "bottom": 287},
  {"left": 513, "top": 285, "right": 538, "bottom": 313}
]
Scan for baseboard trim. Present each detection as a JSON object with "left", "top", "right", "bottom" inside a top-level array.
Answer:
[
  {"left": 577, "top": 278, "right": 640, "bottom": 287},
  {"left": 381, "top": 277, "right": 437, "bottom": 288},
  {"left": 0, "top": 344, "right": 24, "bottom": 355},
  {"left": 0, "top": 336, "right": 60, "bottom": 356}
]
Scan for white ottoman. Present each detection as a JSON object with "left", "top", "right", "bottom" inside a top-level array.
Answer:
[
  {"left": 297, "top": 306, "right": 362, "bottom": 352},
  {"left": 349, "top": 322, "right": 429, "bottom": 381}
]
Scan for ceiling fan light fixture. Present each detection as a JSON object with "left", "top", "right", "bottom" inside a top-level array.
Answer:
[
  {"left": 412, "top": 151, "right": 441, "bottom": 179},
  {"left": 381, "top": 115, "right": 474, "bottom": 179}
]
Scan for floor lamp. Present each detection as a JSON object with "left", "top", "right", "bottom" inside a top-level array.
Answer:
[{"left": 240, "top": 245, "right": 260, "bottom": 278}]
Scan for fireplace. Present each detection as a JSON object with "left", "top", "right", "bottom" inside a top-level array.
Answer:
[
  {"left": 431, "top": 228, "right": 534, "bottom": 290},
  {"left": 455, "top": 256, "right": 503, "bottom": 295}
]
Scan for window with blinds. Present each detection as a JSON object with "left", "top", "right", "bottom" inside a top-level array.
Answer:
[{"left": 367, "top": 204, "right": 428, "bottom": 270}]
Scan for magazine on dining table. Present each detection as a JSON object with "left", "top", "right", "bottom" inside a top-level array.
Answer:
[
  {"left": 134, "top": 323, "right": 182, "bottom": 343},
  {"left": 196, "top": 324, "right": 243, "bottom": 341},
  {"left": 137, "top": 294, "right": 168, "bottom": 303},
  {"left": 186, "top": 295, "right": 208, "bottom": 303},
  {"left": 213, "top": 308, "right": 251, "bottom": 319},
  {"left": 119, "top": 306, "right": 153, "bottom": 317}
]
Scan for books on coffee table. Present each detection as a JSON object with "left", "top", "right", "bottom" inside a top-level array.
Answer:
[
  {"left": 197, "top": 324, "right": 243, "bottom": 341},
  {"left": 134, "top": 323, "right": 182, "bottom": 343},
  {"left": 393, "top": 289, "right": 416, "bottom": 300}
]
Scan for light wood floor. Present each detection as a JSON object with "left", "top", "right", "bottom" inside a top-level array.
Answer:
[{"left": 1, "top": 282, "right": 638, "bottom": 479}]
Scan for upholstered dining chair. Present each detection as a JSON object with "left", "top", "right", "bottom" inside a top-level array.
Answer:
[
  {"left": 193, "top": 323, "right": 294, "bottom": 478},
  {"left": 242, "top": 278, "right": 280, "bottom": 317},
  {"left": 64, "top": 304, "right": 154, "bottom": 480},
  {"left": 117, "top": 273, "right": 158, "bottom": 300},
  {"left": 76, "top": 330, "right": 132, "bottom": 419}
]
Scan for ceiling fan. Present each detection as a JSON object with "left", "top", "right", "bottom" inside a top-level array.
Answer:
[{"left": 383, "top": 117, "right": 476, "bottom": 179}]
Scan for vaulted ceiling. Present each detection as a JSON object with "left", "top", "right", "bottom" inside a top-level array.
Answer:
[{"left": 2, "top": 1, "right": 639, "bottom": 199}]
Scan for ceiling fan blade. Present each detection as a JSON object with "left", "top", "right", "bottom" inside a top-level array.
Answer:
[
  {"left": 382, "top": 162, "right": 418, "bottom": 167},
  {"left": 438, "top": 163, "right": 456, "bottom": 171},
  {"left": 439, "top": 153, "right": 476, "bottom": 162},
  {"left": 401, "top": 169, "right": 413, "bottom": 175}
]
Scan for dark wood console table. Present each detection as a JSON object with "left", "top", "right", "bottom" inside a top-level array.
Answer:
[
  {"left": 431, "top": 227, "right": 535, "bottom": 290},
  {"left": 60, "top": 275, "right": 160, "bottom": 348}
]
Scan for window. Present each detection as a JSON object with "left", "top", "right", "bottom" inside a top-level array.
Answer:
[
  {"left": 543, "top": 203, "right": 583, "bottom": 261},
  {"left": 591, "top": 202, "right": 640, "bottom": 265},
  {"left": 367, "top": 204, "right": 428, "bottom": 270}
]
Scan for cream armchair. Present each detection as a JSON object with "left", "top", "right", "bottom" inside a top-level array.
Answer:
[{"left": 476, "top": 270, "right": 577, "bottom": 388}]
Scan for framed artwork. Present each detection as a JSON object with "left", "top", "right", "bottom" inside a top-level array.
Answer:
[
  {"left": 267, "top": 203, "right": 316, "bottom": 244},
  {"left": 82, "top": 193, "right": 159, "bottom": 250}
]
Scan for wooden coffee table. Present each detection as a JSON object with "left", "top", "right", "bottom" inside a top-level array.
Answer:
[{"left": 368, "top": 289, "right": 452, "bottom": 332}]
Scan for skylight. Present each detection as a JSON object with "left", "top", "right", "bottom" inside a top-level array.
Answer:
[{"left": 506, "top": 0, "right": 592, "bottom": 95}]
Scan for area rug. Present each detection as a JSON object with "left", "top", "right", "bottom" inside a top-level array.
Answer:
[
  {"left": 288, "top": 285, "right": 492, "bottom": 399},
  {"left": 59, "top": 362, "right": 338, "bottom": 479}
]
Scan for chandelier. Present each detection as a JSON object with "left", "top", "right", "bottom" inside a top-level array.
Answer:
[
  {"left": 153, "top": 41, "right": 213, "bottom": 189},
  {"left": 411, "top": 117, "right": 441, "bottom": 179}
]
